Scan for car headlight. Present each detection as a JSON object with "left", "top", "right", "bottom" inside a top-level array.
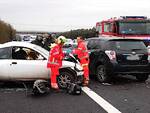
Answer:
[{"left": 74, "top": 64, "right": 83, "bottom": 71}]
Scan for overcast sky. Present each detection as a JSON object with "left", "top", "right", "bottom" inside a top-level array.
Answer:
[{"left": 0, "top": 0, "right": 150, "bottom": 32}]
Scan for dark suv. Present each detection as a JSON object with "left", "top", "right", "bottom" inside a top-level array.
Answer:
[{"left": 87, "top": 37, "right": 150, "bottom": 82}]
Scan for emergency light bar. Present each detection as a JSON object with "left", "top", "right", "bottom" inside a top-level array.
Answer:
[{"left": 120, "top": 16, "right": 147, "bottom": 19}]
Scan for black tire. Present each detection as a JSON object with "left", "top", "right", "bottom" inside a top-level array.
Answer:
[
  {"left": 57, "top": 71, "right": 75, "bottom": 89},
  {"left": 136, "top": 74, "right": 149, "bottom": 82},
  {"left": 96, "top": 65, "right": 110, "bottom": 83},
  {"left": 32, "top": 87, "right": 40, "bottom": 95}
]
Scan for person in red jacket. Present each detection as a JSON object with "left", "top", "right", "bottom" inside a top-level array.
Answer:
[
  {"left": 73, "top": 36, "right": 89, "bottom": 86},
  {"left": 47, "top": 36, "right": 66, "bottom": 89}
]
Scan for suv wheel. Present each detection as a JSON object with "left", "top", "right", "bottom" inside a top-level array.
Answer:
[
  {"left": 136, "top": 74, "right": 149, "bottom": 82},
  {"left": 96, "top": 65, "right": 110, "bottom": 83}
]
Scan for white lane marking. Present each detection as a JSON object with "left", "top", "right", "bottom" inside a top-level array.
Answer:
[{"left": 82, "top": 87, "right": 122, "bottom": 113}]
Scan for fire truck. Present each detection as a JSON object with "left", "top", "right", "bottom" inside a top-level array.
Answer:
[{"left": 96, "top": 16, "right": 150, "bottom": 46}]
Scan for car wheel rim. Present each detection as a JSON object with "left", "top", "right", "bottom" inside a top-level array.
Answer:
[{"left": 57, "top": 73, "right": 71, "bottom": 88}]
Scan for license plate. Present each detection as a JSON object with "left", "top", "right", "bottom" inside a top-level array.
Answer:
[
  {"left": 126, "top": 55, "right": 140, "bottom": 60},
  {"left": 77, "top": 72, "right": 83, "bottom": 75}
]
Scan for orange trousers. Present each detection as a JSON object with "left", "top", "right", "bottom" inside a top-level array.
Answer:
[
  {"left": 50, "top": 67, "right": 59, "bottom": 84},
  {"left": 82, "top": 65, "right": 89, "bottom": 80},
  {"left": 80, "top": 58, "right": 89, "bottom": 80}
]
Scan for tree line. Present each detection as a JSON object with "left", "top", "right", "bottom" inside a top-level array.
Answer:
[
  {"left": 58, "top": 27, "right": 97, "bottom": 39},
  {"left": 0, "top": 19, "right": 96, "bottom": 43},
  {"left": 0, "top": 20, "right": 16, "bottom": 44}
]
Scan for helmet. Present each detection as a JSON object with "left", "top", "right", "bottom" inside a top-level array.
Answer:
[{"left": 57, "top": 36, "right": 67, "bottom": 44}]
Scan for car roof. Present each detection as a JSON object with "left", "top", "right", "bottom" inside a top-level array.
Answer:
[
  {"left": 0, "top": 41, "right": 36, "bottom": 48},
  {"left": 0, "top": 41, "right": 49, "bottom": 58}
]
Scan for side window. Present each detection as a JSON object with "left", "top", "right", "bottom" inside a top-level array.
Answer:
[
  {"left": 12, "top": 47, "right": 28, "bottom": 60},
  {"left": 0, "top": 47, "right": 12, "bottom": 59},
  {"left": 96, "top": 23, "right": 102, "bottom": 33},
  {"left": 87, "top": 40, "right": 94, "bottom": 50},
  {"left": 87, "top": 39, "right": 101, "bottom": 50},
  {"left": 104, "top": 23, "right": 113, "bottom": 32},
  {"left": 25, "top": 48, "right": 45, "bottom": 60},
  {"left": 12, "top": 47, "right": 45, "bottom": 60}
]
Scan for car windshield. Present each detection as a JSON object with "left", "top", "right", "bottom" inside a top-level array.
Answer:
[
  {"left": 118, "top": 21, "right": 150, "bottom": 35},
  {"left": 112, "top": 41, "right": 146, "bottom": 51}
]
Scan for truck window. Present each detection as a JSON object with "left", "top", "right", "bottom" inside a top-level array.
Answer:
[
  {"left": 96, "top": 23, "right": 102, "bottom": 33},
  {"left": 104, "top": 23, "right": 113, "bottom": 32},
  {"left": 118, "top": 22, "right": 150, "bottom": 35}
]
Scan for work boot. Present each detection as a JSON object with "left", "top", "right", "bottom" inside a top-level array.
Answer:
[
  {"left": 51, "top": 83, "right": 59, "bottom": 90},
  {"left": 83, "top": 78, "right": 89, "bottom": 86}
]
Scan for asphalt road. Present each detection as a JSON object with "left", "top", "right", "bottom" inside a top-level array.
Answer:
[
  {"left": 89, "top": 75, "right": 150, "bottom": 113},
  {"left": 0, "top": 75, "right": 150, "bottom": 113}
]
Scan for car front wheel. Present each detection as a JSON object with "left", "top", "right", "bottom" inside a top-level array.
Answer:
[
  {"left": 57, "top": 71, "right": 75, "bottom": 89},
  {"left": 96, "top": 65, "right": 110, "bottom": 83},
  {"left": 136, "top": 74, "right": 149, "bottom": 82}
]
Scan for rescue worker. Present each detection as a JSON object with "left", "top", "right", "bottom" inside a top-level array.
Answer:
[
  {"left": 43, "top": 33, "right": 55, "bottom": 51},
  {"left": 73, "top": 36, "right": 89, "bottom": 86},
  {"left": 31, "top": 35, "right": 44, "bottom": 47},
  {"left": 47, "top": 36, "right": 66, "bottom": 89},
  {"left": 31, "top": 35, "right": 44, "bottom": 48}
]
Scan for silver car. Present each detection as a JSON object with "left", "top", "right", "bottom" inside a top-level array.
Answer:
[{"left": 0, "top": 41, "right": 83, "bottom": 88}]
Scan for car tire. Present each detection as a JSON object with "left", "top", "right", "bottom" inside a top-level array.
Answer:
[
  {"left": 136, "top": 74, "right": 149, "bottom": 82},
  {"left": 96, "top": 65, "right": 110, "bottom": 83},
  {"left": 57, "top": 71, "right": 75, "bottom": 89}
]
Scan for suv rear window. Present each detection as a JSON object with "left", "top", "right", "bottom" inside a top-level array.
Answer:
[
  {"left": 111, "top": 41, "right": 146, "bottom": 50},
  {"left": 87, "top": 39, "right": 105, "bottom": 50}
]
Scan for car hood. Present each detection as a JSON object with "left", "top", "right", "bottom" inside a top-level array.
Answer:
[
  {"left": 62, "top": 60, "right": 83, "bottom": 71},
  {"left": 62, "top": 60, "right": 76, "bottom": 67}
]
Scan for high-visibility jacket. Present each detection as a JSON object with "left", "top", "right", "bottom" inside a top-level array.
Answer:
[
  {"left": 47, "top": 44, "right": 64, "bottom": 68},
  {"left": 73, "top": 40, "right": 89, "bottom": 66}
]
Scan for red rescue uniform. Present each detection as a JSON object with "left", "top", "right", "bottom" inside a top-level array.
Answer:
[
  {"left": 47, "top": 44, "right": 64, "bottom": 87},
  {"left": 73, "top": 40, "right": 89, "bottom": 81}
]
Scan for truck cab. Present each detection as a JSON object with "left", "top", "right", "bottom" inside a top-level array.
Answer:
[{"left": 96, "top": 16, "right": 150, "bottom": 43}]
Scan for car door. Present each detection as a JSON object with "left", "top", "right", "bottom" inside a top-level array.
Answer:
[
  {"left": 0, "top": 47, "right": 12, "bottom": 80},
  {"left": 9, "top": 47, "right": 50, "bottom": 81}
]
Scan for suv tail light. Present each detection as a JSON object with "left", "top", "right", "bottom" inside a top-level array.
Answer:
[
  {"left": 147, "top": 46, "right": 150, "bottom": 61},
  {"left": 105, "top": 50, "right": 116, "bottom": 60}
]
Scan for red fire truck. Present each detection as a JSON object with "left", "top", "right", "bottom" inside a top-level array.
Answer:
[{"left": 96, "top": 16, "right": 150, "bottom": 45}]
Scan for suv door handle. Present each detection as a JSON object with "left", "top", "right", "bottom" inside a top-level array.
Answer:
[{"left": 12, "top": 62, "right": 17, "bottom": 64}]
